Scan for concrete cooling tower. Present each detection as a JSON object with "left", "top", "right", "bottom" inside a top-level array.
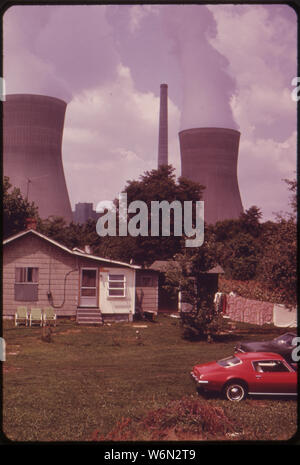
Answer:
[
  {"left": 3, "top": 94, "right": 73, "bottom": 223},
  {"left": 179, "top": 127, "right": 243, "bottom": 224}
]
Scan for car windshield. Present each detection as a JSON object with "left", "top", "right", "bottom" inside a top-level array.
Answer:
[
  {"left": 273, "top": 333, "right": 296, "bottom": 346},
  {"left": 217, "top": 356, "right": 241, "bottom": 367}
]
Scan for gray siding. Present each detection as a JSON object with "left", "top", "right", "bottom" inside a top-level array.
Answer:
[
  {"left": 3, "top": 234, "right": 79, "bottom": 317},
  {"left": 135, "top": 272, "right": 158, "bottom": 313},
  {"left": 3, "top": 233, "right": 138, "bottom": 319}
]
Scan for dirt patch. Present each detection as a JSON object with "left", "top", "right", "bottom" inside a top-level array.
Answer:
[{"left": 56, "top": 329, "right": 82, "bottom": 335}]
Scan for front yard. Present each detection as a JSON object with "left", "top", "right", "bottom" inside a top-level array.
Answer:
[{"left": 2, "top": 316, "right": 297, "bottom": 442}]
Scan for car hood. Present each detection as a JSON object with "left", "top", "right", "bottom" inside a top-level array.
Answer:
[{"left": 237, "top": 341, "right": 278, "bottom": 352}]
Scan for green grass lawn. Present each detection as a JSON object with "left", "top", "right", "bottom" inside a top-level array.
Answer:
[{"left": 2, "top": 316, "right": 298, "bottom": 442}]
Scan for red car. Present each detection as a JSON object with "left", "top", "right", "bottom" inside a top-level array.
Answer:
[{"left": 191, "top": 352, "right": 297, "bottom": 401}]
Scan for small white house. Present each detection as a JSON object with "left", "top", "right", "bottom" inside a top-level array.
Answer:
[{"left": 3, "top": 229, "right": 140, "bottom": 324}]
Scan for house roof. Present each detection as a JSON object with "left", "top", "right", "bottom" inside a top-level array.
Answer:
[
  {"left": 148, "top": 260, "right": 181, "bottom": 272},
  {"left": 3, "top": 229, "right": 141, "bottom": 269},
  {"left": 149, "top": 260, "right": 224, "bottom": 274}
]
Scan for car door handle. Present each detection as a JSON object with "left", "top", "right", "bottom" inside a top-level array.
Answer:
[{"left": 256, "top": 375, "right": 262, "bottom": 379}]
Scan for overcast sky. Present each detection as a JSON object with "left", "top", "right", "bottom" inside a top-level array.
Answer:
[{"left": 3, "top": 4, "right": 297, "bottom": 220}]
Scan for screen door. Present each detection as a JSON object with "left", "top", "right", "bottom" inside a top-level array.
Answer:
[{"left": 80, "top": 268, "right": 98, "bottom": 307}]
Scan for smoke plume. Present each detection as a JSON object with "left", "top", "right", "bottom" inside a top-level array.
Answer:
[
  {"left": 3, "top": 5, "right": 119, "bottom": 102},
  {"left": 162, "top": 5, "right": 238, "bottom": 130}
]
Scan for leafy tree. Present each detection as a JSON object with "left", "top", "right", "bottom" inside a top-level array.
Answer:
[
  {"left": 212, "top": 206, "right": 263, "bottom": 280},
  {"left": 257, "top": 179, "right": 297, "bottom": 307},
  {"left": 37, "top": 216, "right": 70, "bottom": 244},
  {"left": 217, "top": 232, "right": 261, "bottom": 280},
  {"left": 94, "top": 165, "right": 205, "bottom": 266},
  {"left": 261, "top": 178, "right": 297, "bottom": 307},
  {"left": 164, "top": 228, "right": 220, "bottom": 340},
  {"left": 258, "top": 217, "right": 297, "bottom": 307},
  {"left": 3, "top": 176, "right": 39, "bottom": 238},
  {"left": 283, "top": 177, "right": 297, "bottom": 216},
  {"left": 213, "top": 179, "right": 297, "bottom": 307},
  {"left": 239, "top": 205, "right": 262, "bottom": 237},
  {"left": 36, "top": 217, "right": 101, "bottom": 251}
]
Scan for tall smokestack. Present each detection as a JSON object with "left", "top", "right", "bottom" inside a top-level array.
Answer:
[
  {"left": 179, "top": 127, "right": 243, "bottom": 224},
  {"left": 3, "top": 94, "right": 73, "bottom": 223},
  {"left": 158, "top": 83, "right": 168, "bottom": 167}
]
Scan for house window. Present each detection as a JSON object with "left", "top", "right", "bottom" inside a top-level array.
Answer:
[
  {"left": 15, "top": 267, "right": 38, "bottom": 283},
  {"left": 108, "top": 274, "right": 126, "bottom": 297},
  {"left": 15, "top": 267, "right": 39, "bottom": 301}
]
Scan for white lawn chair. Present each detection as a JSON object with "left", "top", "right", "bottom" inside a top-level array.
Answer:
[
  {"left": 15, "top": 306, "right": 28, "bottom": 327},
  {"left": 29, "top": 308, "right": 43, "bottom": 327},
  {"left": 43, "top": 307, "right": 57, "bottom": 326}
]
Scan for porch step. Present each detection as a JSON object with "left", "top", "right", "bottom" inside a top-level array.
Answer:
[{"left": 76, "top": 308, "right": 103, "bottom": 325}]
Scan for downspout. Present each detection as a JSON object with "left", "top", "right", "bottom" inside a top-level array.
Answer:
[
  {"left": 131, "top": 268, "right": 136, "bottom": 322},
  {"left": 47, "top": 255, "right": 79, "bottom": 309}
]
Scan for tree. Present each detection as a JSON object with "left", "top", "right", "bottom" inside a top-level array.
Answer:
[
  {"left": 257, "top": 179, "right": 297, "bottom": 307},
  {"left": 3, "top": 176, "right": 39, "bottom": 238},
  {"left": 36, "top": 217, "right": 101, "bottom": 251},
  {"left": 239, "top": 205, "right": 262, "bottom": 237},
  {"left": 212, "top": 206, "right": 263, "bottom": 280},
  {"left": 94, "top": 165, "right": 205, "bottom": 265},
  {"left": 212, "top": 179, "right": 297, "bottom": 307},
  {"left": 258, "top": 217, "right": 297, "bottom": 307},
  {"left": 283, "top": 177, "right": 297, "bottom": 216},
  {"left": 217, "top": 232, "right": 261, "bottom": 280},
  {"left": 164, "top": 227, "right": 220, "bottom": 340}
]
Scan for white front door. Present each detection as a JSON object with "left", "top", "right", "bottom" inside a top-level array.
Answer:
[{"left": 80, "top": 268, "right": 98, "bottom": 307}]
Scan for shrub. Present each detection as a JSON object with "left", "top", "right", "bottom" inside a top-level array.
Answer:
[
  {"left": 91, "top": 397, "right": 233, "bottom": 441},
  {"left": 219, "top": 276, "right": 293, "bottom": 305}
]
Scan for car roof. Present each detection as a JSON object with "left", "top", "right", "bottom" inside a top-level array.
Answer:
[{"left": 234, "top": 352, "right": 285, "bottom": 361}]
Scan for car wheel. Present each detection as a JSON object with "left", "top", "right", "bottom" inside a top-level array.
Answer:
[{"left": 224, "top": 382, "right": 247, "bottom": 401}]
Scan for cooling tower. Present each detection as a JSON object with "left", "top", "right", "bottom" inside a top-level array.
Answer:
[
  {"left": 179, "top": 127, "right": 243, "bottom": 224},
  {"left": 158, "top": 83, "right": 168, "bottom": 167},
  {"left": 3, "top": 94, "right": 73, "bottom": 223}
]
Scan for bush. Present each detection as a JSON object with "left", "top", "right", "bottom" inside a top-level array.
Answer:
[
  {"left": 92, "top": 397, "right": 234, "bottom": 441},
  {"left": 219, "top": 276, "right": 294, "bottom": 305}
]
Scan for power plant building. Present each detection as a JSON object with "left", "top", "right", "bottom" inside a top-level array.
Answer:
[
  {"left": 179, "top": 127, "right": 243, "bottom": 224},
  {"left": 158, "top": 83, "right": 168, "bottom": 167},
  {"left": 4, "top": 91, "right": 244, "bottom": 228},
  {"left": 73, "top": 202, "right": 100, "bottom": 224},
  {"left": 3, "top": 94, "right": 73, "bottom": 223}
]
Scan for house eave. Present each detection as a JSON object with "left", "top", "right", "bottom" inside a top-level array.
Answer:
[{"left": 3, "top": 229, "right": 141, "bottom": 270}]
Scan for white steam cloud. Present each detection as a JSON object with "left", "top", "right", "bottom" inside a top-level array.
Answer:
[
  {"left": 4, "top": 5, "right": 119, "bottom": 102},
  {"left": 163, "top": 5, "right": 238, "bottom": 130},
  {"left": 5, "top": 4, "right": 238, "bottom": 131}
]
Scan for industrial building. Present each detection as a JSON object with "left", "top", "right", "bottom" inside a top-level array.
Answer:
[
  {"left": 73, "top": 202, "right": 100, "bottom": 224},
  {"left": 3, "top": 94, "right": 73, "bottom": 223},
  {"left": 179, "top": 127, "right": 243, "bottom": 224},
  {"left": 3, "top": 86, "right": 244, "bottom": 229},
  {"left": 156, "top": 84, "right": 243, "bottom": 224},
  {"left": 157, "top": 83, "right": 168, "bottom": 167}
]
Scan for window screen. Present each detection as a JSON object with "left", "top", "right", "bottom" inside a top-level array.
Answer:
[
  {"left": 15, "top": 267, "right": 38, "bottom": 283},
  {"left": 15, "top": 267, "right": 39, "bottom": 301},
  {"left": 108, "top": 274, "right": 126, "bottom": 297}
]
